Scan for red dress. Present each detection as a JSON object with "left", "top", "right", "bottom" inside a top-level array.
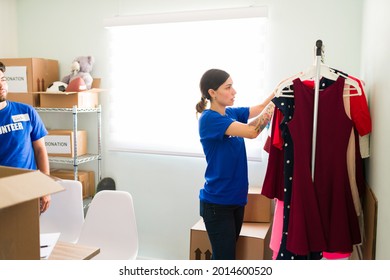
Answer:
[{"left": 286, "top": 77, "right": 361, "bottom": 255}]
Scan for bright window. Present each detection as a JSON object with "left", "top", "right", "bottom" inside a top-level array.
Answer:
[{"left": 107, "top": 9, "right": 269, "bottom": 161}]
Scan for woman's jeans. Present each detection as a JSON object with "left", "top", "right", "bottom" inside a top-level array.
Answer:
[{"left": 200, "top": 200, "right": 245, "bottom": 260}]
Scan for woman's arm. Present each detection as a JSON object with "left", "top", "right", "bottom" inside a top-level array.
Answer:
[
  {"left": 225, "top": 92, "right": 275, "bottom": 139},
  {"left": 249, "top": 102, "right": 275, "bottom": 132},
  {"left": 225, "top": 75, "right": 295, "bottom": 139}
]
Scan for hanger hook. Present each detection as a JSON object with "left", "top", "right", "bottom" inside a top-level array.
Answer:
[{"left": 315, "top": 40, "right": 325, "bottom": 64}]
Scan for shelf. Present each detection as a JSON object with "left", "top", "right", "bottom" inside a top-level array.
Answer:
[
  {"left": 36, "top": 105, "right": 102, "bottom": 187},
  {"left": 48, "top": 154, "right": 100, "bottom": 165}
]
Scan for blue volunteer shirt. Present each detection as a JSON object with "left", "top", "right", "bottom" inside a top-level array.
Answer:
[
  {"left": 0, "top": 101, "right": 48, "bottom": 170},
  {"left": 198, "top": 107, "right": 250, "bottom": 206}
]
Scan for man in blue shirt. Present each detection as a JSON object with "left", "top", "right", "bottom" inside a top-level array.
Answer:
[{"left": 0, "top": 61, "right": 51, "bottom": 213}]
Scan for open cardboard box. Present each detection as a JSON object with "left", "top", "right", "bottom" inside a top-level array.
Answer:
[
  {"left": 38, "top": 78, "right": 103, "bottom": 108},
  {"left": 190, "top": 219, "right": 272, "bottom": 260},
  {"left": 0, "top": 166, "right": 64, "bottom": 260}
]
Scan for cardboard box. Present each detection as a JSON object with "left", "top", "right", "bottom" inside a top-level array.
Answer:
[
  {"left": 362, "top": 184, "right": 378, "bottom": 260},
  {"left": 0, "top": 165, "right": 64, "bottom": 260},
  {"left": 244, "top": 187, "right": 272, "bottom": 222},
  {"left": 45, "top": 130, "right": 87, "bottom": 157},
  {"left": 0, "top": 58, "right": 59, "bottom": 106},
  {"left": 86, "top": 170, "right": 96, "bottom": 198},
  {"left": 50, "top": 169, "right": 95, "bottom": 198},
  {"left": 189, "top": 219, "right": 272, "bottom": 260},
  {"left": 39, "top": 79, "right": 102, "bottom": 108}
]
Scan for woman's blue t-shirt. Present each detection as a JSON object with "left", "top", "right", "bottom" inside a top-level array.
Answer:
[{"left": 198, "top": 107, "right": 250, "bottom": 206}]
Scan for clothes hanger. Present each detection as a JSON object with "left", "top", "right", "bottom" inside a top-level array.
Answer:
[
  {"left": 330, "top": 69, "right": 362, "bottom": 96},
  {"left": 274, "top": 65, "right": 332, "bottom": 98},
  {"left": 275, "top": 64, "right": 362, "bottom": 98}
]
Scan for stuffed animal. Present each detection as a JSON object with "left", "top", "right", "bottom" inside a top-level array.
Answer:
[{"left": 62, "top": 56, "right": 95, "bottom": 89}]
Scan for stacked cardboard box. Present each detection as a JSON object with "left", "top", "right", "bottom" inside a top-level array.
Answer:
[
  {"left": 50, "top": 169, "right": 95, "bottom": 199},
  {"left": 45, "top": 130, "right": 88, "bottom": 157},
  {"left": 189, "top": 186, "right": 273, "bottom": 260},
  {"left": 0, "top": 57, "right": 102, "bottom": 108},
  {"left": 244, "top": 187, "right": 272, "bottom": 223},
  {"left": 0, "top": 58, "right": 59, "bottom": 106}
]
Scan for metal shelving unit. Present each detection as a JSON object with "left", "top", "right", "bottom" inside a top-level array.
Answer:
[{"left": 35, "top": 105, "right": 102, "bottom": 183}]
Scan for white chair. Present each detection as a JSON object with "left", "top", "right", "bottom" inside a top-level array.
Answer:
[
  {"left": 76, "top": 190, "right": 138, "bottom": 260},
  {"left": 40, "top": 179, "right": 85, "bottom": 243}
]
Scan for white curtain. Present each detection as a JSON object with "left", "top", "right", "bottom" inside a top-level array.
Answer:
[{"left": 107, "top": 10, "right": 269, "bottom": 161}]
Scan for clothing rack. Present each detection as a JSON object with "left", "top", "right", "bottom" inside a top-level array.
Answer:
[
  {"left": 274, "top": 40, "right": 362, "bottom": 180},
  {"left": 263, "top": 40, "right": 368, "bottom": 259}
]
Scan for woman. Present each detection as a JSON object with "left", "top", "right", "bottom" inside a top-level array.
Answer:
[{"left": 195, "top": 68, "right": 275, "bottom": 259}]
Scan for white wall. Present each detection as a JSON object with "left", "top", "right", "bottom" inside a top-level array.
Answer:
[
  {"left": 361, "top": 0, "right": 390, "bottom": 260},
  {"left": 0, "top": 0, "right": 18, "bottom": 56},
  {"left": 6, "top": 0, "right": 389, "bottom": 259}
]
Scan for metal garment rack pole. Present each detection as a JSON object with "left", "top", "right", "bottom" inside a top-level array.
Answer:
[
  {"left": 97, "top": 105, "right": 102, "bottom": 182},
  {"left": 72, "top": 105, "right": 79, "bottom": 180},
  {"left": 311, "top": 40, "right": 323, "bottom": 180}
]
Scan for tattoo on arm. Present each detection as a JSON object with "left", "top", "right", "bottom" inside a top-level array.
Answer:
[{"left": 249, "top": 103, "right": 275, "bottom": 133}]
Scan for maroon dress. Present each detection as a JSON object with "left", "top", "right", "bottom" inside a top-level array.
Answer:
[{"left": 286, "top": 77, "right": 361, "bottom": 255}]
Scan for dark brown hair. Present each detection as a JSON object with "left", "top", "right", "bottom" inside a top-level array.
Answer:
[
  {"left": 196, "top": 69, "right": 230, "bottom": 114},
  {"left": 0, "top": 62, "right": 5, "bottom": 73}
]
